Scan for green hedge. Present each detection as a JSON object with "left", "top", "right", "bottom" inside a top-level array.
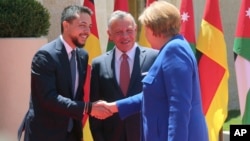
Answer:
[{"left": 0, "top": 0, "right": 50, "bottom": 37}]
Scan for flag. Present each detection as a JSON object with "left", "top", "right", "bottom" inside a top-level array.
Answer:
[
  {"left": 106, "top": 0, "right": 129, "bottom": 51},
  {"left": 179, "top": 0, "right": 196, "bottom": 54},
  {"left": 196, "top": 0, "right": 229, "bottom": 141},
  {"left": 233, "top": 0, "right": 250, "bottom": 124},
  {"left": 138, "top": 0, "right": 155, "bottom": 47},
  {"left": 83, "top": 0, "right": 102, "bottom": 140}
]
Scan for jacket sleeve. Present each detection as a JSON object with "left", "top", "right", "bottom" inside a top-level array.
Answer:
[{"left": 116, "top": 93, "right": 142, "bottom": 119}]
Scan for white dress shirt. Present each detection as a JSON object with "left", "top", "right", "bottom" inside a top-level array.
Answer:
[{"left": 115, "top": 43, "right": 137, "bottom": 85}]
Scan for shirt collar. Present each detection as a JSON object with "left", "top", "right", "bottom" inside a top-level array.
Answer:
[
  {"left": 60, "top": 35, "right": 75, "bottom": 58},
  {"left": 115, "top": 43, "right": 137, "bottom": 62}
]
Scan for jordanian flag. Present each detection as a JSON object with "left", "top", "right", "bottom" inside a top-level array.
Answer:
[
  {"left": 106, "top": 0, "right": 129, "bottom": 51},
  {"left": 196, "top": 0, "right": 229, "bottom": 140},
  {"left": 83, "top": 0, "right": 102, "bottom": 140},
  {"left": 180, "top": 0, "right": 196, "bottom": 54},
  {"left": 138, "top": 0, "right": 155, "bottom": 48},
  {"left": 233, "top": 0, "right": 250, "bottom": 124}
]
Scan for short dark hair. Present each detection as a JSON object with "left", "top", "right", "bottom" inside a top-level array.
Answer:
[{"left": 61, "top": 5, "right": 93, "bottom": 33}]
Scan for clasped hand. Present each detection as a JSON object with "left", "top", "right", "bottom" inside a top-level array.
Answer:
[{"left": 90, "top": 100, "right": 118, "bottom": 120}]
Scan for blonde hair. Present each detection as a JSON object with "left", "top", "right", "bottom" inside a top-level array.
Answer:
[{"left": 139, "top": 1, "right": 181, "bottom": 37}]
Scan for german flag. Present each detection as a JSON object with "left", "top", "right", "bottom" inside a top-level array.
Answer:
[
  {"left": 196, "top": 0, "right": 229, "bottom": 140},
  {"left": 82, "top": 0, "right": 102, "bottom": 140}
]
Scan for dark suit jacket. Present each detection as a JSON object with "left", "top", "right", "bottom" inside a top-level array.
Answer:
[
  {"left": 18, "top": 37, "right": 88, "bottom": 141},
  {"left": 89, "top": 46, "right": 158, "bottom": 141}
]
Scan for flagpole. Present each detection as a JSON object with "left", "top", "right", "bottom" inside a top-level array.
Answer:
[{"left": 219, "top": 128, "right": 223, "bottom": 141}]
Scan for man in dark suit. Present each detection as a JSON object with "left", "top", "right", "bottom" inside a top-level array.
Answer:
[
  {"left": 89, "top": 10, "right": 158, "bottom": 141},
  {"left": 18, "top": 5, "right": 112, "bottom": 141},
  {"left": 97, "top": 1, "right": 209, "bottom": 141}
]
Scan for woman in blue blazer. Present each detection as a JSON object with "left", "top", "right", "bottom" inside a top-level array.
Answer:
[{"left": 103, "top": 1, "right": 209, "bottom": 141}]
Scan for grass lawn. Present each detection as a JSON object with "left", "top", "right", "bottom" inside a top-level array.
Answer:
[{"left": 223, "top": 109, "right": 242, "bottom": 131}]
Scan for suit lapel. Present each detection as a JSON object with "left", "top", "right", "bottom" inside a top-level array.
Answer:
[
  {"left": 105, "top": 49, "right": 121, "bottom": 88},
  {"left": 75, "top": 48, "right": 87, "bottom": 99},
  {"left": 105, "top": 47, "right": 147, "bottom": 95},
  {"left": 55, "top": 38, "right": 73, "bottom": 98},
  {"left": 129, "top": 47, "right": 146, "bottom": 91}
]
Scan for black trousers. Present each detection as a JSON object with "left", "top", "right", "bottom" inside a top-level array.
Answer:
[{"left": 66, "top": 126, "right": 82, "bottom": 141}]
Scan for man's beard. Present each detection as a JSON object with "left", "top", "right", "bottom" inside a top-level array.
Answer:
[{"left": 72, "top": 37, "right": 85, "bottom": 48}]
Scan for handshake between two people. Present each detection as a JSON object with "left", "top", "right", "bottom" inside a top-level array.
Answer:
[{"left": 89, "top": 100, "right": 118, "bottom": 120}]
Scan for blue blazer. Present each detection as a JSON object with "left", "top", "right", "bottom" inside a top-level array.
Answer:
[
  {"left": 18, "top": 37, "right": 88, "bottom": 141},
  {"left": 117, "top": 35, "right": 208, "bottom": 141},
  {"left": 89, "top": 46, "right": 158, "bottom": 141}
]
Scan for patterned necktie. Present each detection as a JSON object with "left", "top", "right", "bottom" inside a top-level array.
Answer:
[
  {"left": 70, "top": 50, "right": 76, "bottom": 98},
  {"left": 68, "top": 50, "right": 76, "bottom": 132},
  {"left": 120, "top": 53, "right": 130, "bottom": 96}
]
